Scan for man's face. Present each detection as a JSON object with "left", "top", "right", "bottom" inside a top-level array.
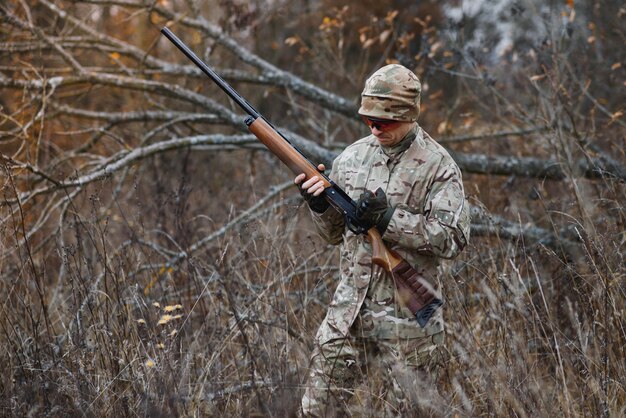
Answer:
[{"left": 362, "top": 116, "right": 415, "bottom": 147}]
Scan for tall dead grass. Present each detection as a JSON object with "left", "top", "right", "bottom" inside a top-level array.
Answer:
[{"left": 1, "top": 144, "right": 624, "bottom": 417}]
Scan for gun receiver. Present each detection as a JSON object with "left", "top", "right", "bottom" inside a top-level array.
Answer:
[{"left": 161, "top": 27, "right": 442, "bottom": 327}]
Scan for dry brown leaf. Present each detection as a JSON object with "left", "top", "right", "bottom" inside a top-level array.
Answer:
[
  {"left": 379, "top": 29, "right": 392, "bottom": 44},
  {"left": 363, "top": 38, "right": 375, "bottom": 49},
  {"left": 284, "top": 36, "right": 299, "bottom": 46},
  {"left": 385, "top": 10, "right": 398, "bottom": 25}
]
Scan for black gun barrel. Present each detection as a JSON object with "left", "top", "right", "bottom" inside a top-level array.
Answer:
[
  {"left": 161, "top": 27, "right": 260, "bottom": 119},
  {"left": 161, "top": 27, "right": 369, "bottom": 235}
]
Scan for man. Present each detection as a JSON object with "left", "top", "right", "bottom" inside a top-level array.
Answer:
[{"left": 295, "top": 64, "right": 470, "bottom": 416}]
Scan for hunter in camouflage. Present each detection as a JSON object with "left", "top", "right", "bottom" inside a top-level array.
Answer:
[{"left": 296, "top": 64, "right": 470, "bottom": 416}]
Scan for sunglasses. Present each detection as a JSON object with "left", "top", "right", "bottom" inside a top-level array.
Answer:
[{"left": 361, "top": 116, "right": 402, "bottom": 131}]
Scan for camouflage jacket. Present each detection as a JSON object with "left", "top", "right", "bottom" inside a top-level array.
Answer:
[{"left": 311, "top": 124, "right": 470, "bottom": 344}]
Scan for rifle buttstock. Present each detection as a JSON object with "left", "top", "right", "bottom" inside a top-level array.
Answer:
[{"left": 367, "top": 228, "right": 403, "bottom": 272}]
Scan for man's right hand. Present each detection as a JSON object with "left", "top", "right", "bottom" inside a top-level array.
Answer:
[{"left": 295, "top": 164, "right": 329, "bottom": 213}]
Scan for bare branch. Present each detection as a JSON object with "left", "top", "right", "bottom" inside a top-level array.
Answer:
[
  {"left": 469, "top": 205, "right": 581, "bottom": 257},
  {"left": 449, "top": 150, "right": 626, "bottom": 181},
  {"left": 439, "top": 127, "right": 548, "bottom": 144},
  {"left": 48, "top": 0, "right": 358, "bottom": 116}
]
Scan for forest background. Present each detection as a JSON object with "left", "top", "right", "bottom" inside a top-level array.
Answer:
[{"left": 1, "top": 0, "right": 624, "bottom": 416}]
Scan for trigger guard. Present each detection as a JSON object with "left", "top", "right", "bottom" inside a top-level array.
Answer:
[{"left": 345, "top": 215, "right": 367, "bottom": 235}]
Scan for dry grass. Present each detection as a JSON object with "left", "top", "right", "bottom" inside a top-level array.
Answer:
[{"left": 1, "top": 149, "right": 624, "bottom": 417}]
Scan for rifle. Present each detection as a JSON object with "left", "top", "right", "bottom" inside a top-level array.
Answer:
[{"left": 161, "top": 27, "right": 442, "bottom": 327}]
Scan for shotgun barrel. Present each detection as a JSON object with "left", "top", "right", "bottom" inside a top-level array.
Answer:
[{"left": 161, "top": 27, "right": 259, "bottom": 119}]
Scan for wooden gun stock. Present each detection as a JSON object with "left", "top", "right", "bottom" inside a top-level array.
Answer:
[
  {"left": 367, "top": 227, "right": 403, "bottom": 270},
  {"left": 247, "top": 118, "right": 332, "bottom": 188},
  {"left": 368, "top": 228, "right": 442, "bottom": 327}
]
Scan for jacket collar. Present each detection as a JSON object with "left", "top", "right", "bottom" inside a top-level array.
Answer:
[{"left": 380, "top": 124, "right": 421, "bottom": 158}]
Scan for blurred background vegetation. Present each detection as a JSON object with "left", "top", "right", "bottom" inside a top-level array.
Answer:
[{"left": 1, "top": 0, "right": 624, "bottom": 416}]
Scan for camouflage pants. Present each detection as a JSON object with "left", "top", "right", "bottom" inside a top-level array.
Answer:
[{"left": 301, "top": 332, "right": 445, "bottom": 417}]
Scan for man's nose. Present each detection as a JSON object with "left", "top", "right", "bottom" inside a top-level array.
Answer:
[{"left": 371, "top": 126, "right": 383, "bottom": 135}]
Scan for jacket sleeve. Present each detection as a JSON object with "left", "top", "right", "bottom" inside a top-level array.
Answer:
[
  {"left": 383, "top": 161, "right": 470, "bottom": 259},
  {"left": 309, "top": 158, "right": 346, "bottom": 245}
]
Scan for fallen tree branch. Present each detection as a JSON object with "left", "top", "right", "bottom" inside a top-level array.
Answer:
[
  {"left": 469, "top": 205, "right": 581, "bottom": 258},
  {"left": 3, "top": 62, "right": 622, "bottom": 184},
  {"left": 449, "top": 150, "right": 626, "bottom": 181},
  {"left": 439, "top": 127, "right": 548, "bottom": 144},
  {"left": 38, "top": 0, "right": 359, "bottom": 118}
]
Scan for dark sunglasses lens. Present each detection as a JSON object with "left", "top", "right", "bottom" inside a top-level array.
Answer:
[
  {"left": 369, "top": 118, "right": 393, "bottom": 129},
  {"left": 361, "top": 116, "right": 398, "bottom": 130}
]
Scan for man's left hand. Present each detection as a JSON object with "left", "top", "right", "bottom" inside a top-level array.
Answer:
[{"left": 355, "top": 188, "right": 395, "bottom": 234}]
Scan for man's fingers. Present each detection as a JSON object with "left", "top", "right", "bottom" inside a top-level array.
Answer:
[
  {"left": 296, "top": 174, "right": 326, "bottom": 197},
  {"left": 309, "top": 180, "right": 322, "bottom": 196},
  {"left": 294, "top": 173, "right": 306, "bottom": 184},
  {"left": 302, "top": 176, "right": 320, "bottom": 189},
  {"left": 296, "top": 163, "right": 325, "bottom": 186},
  {"left": 312, "top": 183, "right": 325, "bottom": 196}
]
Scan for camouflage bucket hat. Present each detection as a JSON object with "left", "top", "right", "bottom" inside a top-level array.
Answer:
[{"left": 358, "top": 64, "right": 421, "bottom": 122}]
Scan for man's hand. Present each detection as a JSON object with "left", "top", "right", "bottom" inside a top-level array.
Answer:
[
  {"left": 295, "top": 164, "right": 330, "bottom": 213},
  {"left": 355, "top": 188, "right": 395, "bottom": 234}
]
